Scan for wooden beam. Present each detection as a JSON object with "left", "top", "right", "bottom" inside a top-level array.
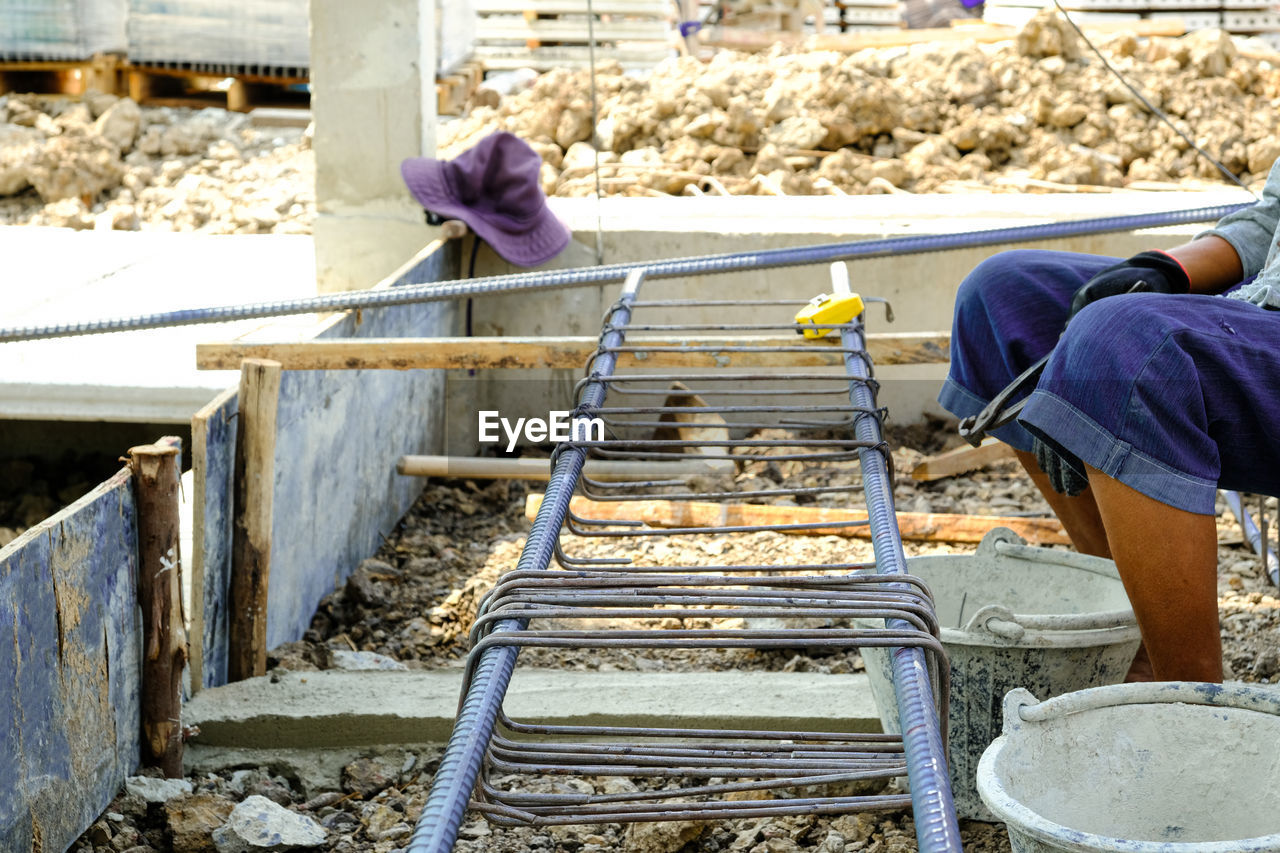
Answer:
[
  {"left": 196, "top": 333, "right": 950, "bottom": 371},
  {"left": 228, "top": 359, "right": 281, "bottom": 682},
  {"left": 128, "top": 438, "right": 188, "bottom": 778},
  {"left": 398, "top": 454, "right": 733, "bottom": 480},
  {"left": 910, "top": 437, "right": 1017, "bottom": 482},
  {"left": 527, "top": 494, "right": 1069, "bottom": 546}
]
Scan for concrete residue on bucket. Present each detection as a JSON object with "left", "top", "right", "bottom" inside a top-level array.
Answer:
[
  {"left": 857, "top": 526, "right": 1141, "bottom": 821},
  {"left": 979, "top": 683, "right": 1280, "bottom": 852}
]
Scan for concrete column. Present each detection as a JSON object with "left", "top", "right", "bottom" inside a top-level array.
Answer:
[{"left": 309, "top": 0, "right": 438, "bottom": 293}]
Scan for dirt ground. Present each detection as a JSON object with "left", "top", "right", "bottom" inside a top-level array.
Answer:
[{"left": 68, "top": 420, "right": 1278, "bottom": 853}]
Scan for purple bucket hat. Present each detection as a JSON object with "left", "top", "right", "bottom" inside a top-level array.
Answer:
[{"left": 400, "top": 132, "right": 571, "bottom": 268}]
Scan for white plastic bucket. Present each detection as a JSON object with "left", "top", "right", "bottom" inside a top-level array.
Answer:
[
  {"left": 858, "top": 527, "right": 1140, "bottom": 820},
  {"left": 978, "top": 682, "right": 1280, "bottom": 852}
]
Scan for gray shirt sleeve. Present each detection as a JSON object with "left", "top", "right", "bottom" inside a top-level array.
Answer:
[{"left": 1196, "top": 157, "right": 1280, "bottom": 279}]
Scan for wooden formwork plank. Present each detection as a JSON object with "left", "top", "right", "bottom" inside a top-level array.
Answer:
[
  {"left": 398, "top": 454, "right": 734, "bottom": 480},
  {"left": 527, "top": 494, "right": 1071, "bottom": 545},
  {"left": 910, "top": 437, "right": 1017, "bottom": 482},
  {"left": 194, "top": 332, "right": 952, "bottom": 371}
]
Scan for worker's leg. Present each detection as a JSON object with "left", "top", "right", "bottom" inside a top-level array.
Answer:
[
  {"left": 1019, "top": 293, "right": 1280, "bottom": 681},
  {"left": 942, "top": 249, "right": 1124, "bottom": 553},
  {"left": 1012, "top": 448, "right": 1160, "bottom": 681},
  {"left": 939, "top": 249, "right": 1142, "bottom": 675},
  {"left": 939, "top": 249, "right": 1118, "bottom": 453},
  {"left": 1012, "top": 449, "right": 1109, "bottom": 557},
  {"left": 1084, "top": 466, "right": 1221, "bottom": 681}
]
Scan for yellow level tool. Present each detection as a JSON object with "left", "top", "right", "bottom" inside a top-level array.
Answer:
[{"left": 794, "top": 291, "right": 864, "bottom": 339}]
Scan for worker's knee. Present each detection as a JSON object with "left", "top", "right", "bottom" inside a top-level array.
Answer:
[
  {"left": 1057, "top": 294, "right": 1186, "bottom": 377},
  {"left": 953, "top": 250, "right": 1046, "bottom": 321}
]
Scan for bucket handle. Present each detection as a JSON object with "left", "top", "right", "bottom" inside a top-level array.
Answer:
[
  {"left": 1009, "top": 681, "right": 1280, "bottom": 726},
  {"left": 963, "top": 604, "right": 1026, "bottom": 640},
  {"left": 964, "top": 604, "right": 1135, "bottom": 639}
]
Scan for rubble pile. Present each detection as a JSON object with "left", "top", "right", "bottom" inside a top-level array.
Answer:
[
  {"left": 443, "top": 11, "right": 1280, "bottom": 197},
  {"left": 0, "top": 91, "right": 314, "bottom": 232}
]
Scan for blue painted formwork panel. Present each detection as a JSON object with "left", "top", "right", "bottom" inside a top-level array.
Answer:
[
  {"left": 195, "top": 389, "right": 237, "bottom": 689},
  {"left": 0, "top": 466, "right": 141, "bottom": 852},
  {"left": 196, "top": 242, "right": 459, "bottom": 682},
  {"left": 265, "top": 248, "right": 459, "bottom": 649}
]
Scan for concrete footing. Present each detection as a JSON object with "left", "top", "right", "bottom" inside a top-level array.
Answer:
[{"left": 183, "top": 668, "right": 882, "bottom": 751}]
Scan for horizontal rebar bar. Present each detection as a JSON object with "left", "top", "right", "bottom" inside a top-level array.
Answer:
[{"left": 0, "top": 202, "right": 1245, "bottom": 342}]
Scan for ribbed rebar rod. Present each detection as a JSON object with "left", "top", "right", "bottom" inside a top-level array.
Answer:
[
  {"left": 0, "top": 203, "right": 1247, "bottom": 342},
  {"left": 406, "top": 269, "right": 646, "bottom": 853},
  {"left": 831, "top": 262, "right": 962, "bottom": 853}
]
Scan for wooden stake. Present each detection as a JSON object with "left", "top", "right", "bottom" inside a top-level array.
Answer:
[
  {"left": 128, "top": 438, "right": 187, "bottom": 777},
  {"left": 195, "top": 333, "right": 950, "bottom": 371},
  {"left": 910, "top": 437, "right": 1017, "bottom": 482},
  {"left": 526, "top": 494, "right": 1069, "bottom": 546},
  {"left": 228, "top": 359, "right": 281, "bottom": 681}
]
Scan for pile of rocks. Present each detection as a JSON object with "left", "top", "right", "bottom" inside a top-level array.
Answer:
[
  {"left": 0, "top": 92, "right": 314, "bottom": 233},
  {"left": 442, "top": 10, "right": 1280, "bottom": 197}
]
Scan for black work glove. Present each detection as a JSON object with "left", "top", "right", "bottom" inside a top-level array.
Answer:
[
  {"left": 1032, "top": 436, "right": 1088, "bottom": 497},
  {"left": 1069, "top": 250, "right": 1191, "bottom": 319}
]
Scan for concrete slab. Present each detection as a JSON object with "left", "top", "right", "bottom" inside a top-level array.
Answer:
[
  {"left": 0, "top": 228, "right": 318, "bottom": 423},
  {"left": 544, "top": 192, "right": 1255, "bottom": 237},
  {"left": 183, "top": 669, "right": 883, "bottom": 750}
]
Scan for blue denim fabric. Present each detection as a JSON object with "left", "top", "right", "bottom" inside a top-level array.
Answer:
[
  {"left": 938, "top": 249, "right": 1117, "bottom": 451},
  {"left": 939, "top": 249, "right": 1280, "bottom": 514}
]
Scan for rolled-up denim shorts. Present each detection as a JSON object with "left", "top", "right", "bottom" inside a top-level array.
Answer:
[{"left": 938, "top": 249, "right": 1280, "bottom": 515}]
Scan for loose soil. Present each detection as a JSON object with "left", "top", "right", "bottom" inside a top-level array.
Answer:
[{"left": 68, "top": 420, "right": 1279, "bottom": 853}]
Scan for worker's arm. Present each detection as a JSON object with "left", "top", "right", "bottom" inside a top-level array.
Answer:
[
  {"left": 1195, "top": 158, "right": 1280, "bottom": 281},
  {"left": 1069, "top": 235, "right": 1245, "bottom": 317},
  {"left": 1164, "top": 234, "right": 1244, "bottom": 295}
]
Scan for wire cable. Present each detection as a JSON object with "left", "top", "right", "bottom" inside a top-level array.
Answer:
[
  {"left": 1050, "top": 0, "right": 1258, "bottom": 198},
  {"left": 586, "top": 0, "right": 606, "bottom": 264}
]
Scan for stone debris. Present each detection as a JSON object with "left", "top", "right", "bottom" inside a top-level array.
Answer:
[
  {"left": 442, "top": 12, "right": 1280, "bottom": 197},
  {"left": 0, "top": 92, "right": 313, "bottom": 233},
  {"left": 166, "top": 792, "right": 237, "bottom": 853},
  {"left": 124, "top": 775, "right": 195, "bottom": 803},
  {"left": 211, "top": 795, "right": 326, "bottom": 852},
  {"left": 328, "top": 649, "right": 409, "bottom": 671}
]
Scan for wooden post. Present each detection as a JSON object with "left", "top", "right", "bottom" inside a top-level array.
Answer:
[
  {"left": 228, "top": 359, "right": 281, "bottom": 681},
  {"left": 128, "top": 438, "right": 188, "bottom": 778},
  {"left": 127, "top": 69, "right": 153, "bottom": 104}
]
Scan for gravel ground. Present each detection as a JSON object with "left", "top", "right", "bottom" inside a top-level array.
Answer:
[{"left": 64, "top": 420, "right": 1279, "bottom": 853}]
